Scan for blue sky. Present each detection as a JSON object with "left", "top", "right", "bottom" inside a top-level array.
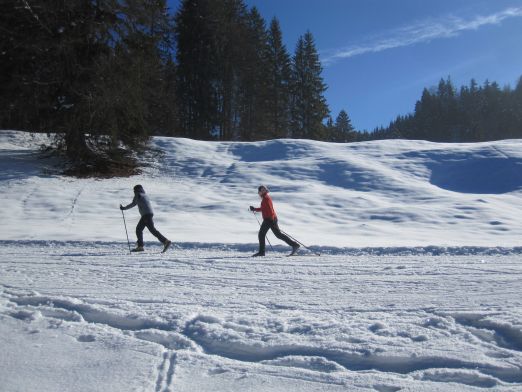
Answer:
[{"left": 169, "top": 0, "right": 522, "bottom": 131}]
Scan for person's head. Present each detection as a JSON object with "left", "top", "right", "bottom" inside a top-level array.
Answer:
[
  {"left": 258, "top": 185, "right": 268, "bottom": 197},
  {"left": 133, "top": 184, "right": 145, "bottom": 194}
]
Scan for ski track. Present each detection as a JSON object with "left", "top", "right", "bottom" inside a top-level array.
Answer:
[
  {"left": 155, "top": 351, "right": 177, "bottom": 392},
  {"left": 64, "top": 186, "right": 84, "bottom": 220},
  {"left": 1, "top": 241, "right": 522, "bottom": 390}
]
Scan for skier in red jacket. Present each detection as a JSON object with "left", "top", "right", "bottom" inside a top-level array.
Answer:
[{"left": 250, "top": 185, "right": 299, "bottom": 257}]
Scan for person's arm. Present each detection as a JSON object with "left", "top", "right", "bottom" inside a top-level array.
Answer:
[
  {"left": 249, "top": 202, "right": 262, "bottom": 212},
  {"left": 120, "top": 195, "right": 138, "bottom": 210}
]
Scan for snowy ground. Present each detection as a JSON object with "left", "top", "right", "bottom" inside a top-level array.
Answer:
[
  {"left": 1, "top": 242, "right": 522, "bottom": 391},
  {"left": 1, "top": 130, "right": 522, "bottom": 391}
]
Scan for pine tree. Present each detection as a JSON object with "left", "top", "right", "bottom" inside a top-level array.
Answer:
[
  {"left": 459, "top": 79, "right": 481, "bottom": 141},
  {"left": 266, "top": 17, "right": 291, "bottom": 139},
  {"left": 513, "top": 77, "right": 522, "bottom": 138},
  {"left": 290, "top": 36, "right": 306, "bottom": 138},
  {"left": 96, "top": 0, "right": 175, "bottom": 144},
  {"left": 0, "top": 0, "right": 119, "bottom": 164},
  {"left": 435, "top": 77, "right": 459, "bottom": 141},
  {"left": 290, "top": 31, "right": 329, "bottom": 140},
  {"left": 210, "top": 0, "right": 249, "bottom": 140},
  {"left": 331, "top": 110, "right": 354, "bottom": 142},
  {"left": 0, "top": 0, "right": 177, "bottom": 175},
  {"left": 325, "top": 115, "right": 335, "bottom": 141},
  {"left": 413, "top": 88, "right": 435, "bottom": 140},
  {"left": 174, "top": 0, "right": 216, "bottom": 139},
  {"left": 483, "top": 81, "right": 504, "bottom": 140},
  {"left": 124, "top": 0, "right": 177, "bottom": 136},
  {"left": 238, "top": 7, "right": 270, "bottom": 140}
]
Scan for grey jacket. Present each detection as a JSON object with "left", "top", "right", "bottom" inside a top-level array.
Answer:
[{"left": 122, "top": 191, "right": 154, "bottom": 216}]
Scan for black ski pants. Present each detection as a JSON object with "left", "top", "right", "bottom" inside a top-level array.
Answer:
[
  {"left": 136, "top": 214, "right": 167, "bottom": 246},
  {"left": 258, "top": 218, "right": 297, "bottom": 253}
]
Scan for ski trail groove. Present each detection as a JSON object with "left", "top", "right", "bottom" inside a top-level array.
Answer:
[
  {"left": 155, "top": 351, "right": 169, "bottom": 392},
  {"left": 154, "top": 351, "right": 177, "bottom": 392},
  {"left": 64, "top": 187, "right": 84, "bottom": 220},
  {"left": 164, "top": 352, "right": 177, "bottom": 392}
]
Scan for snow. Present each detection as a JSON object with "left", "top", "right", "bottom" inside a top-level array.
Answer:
[
  {"left": 2, "top": 130, "right": 522, "bottom": 247},
  {"left": 1, "top": 130, "right": 522, "bottom": 391}
]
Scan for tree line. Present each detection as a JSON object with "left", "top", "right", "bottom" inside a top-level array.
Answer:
[
  {"left": 368, "top": 77, "right": 522, "bottom": 143},
  {"left": 1, "top": 0, "right": 350, "bottom": 174},
  {"left": 1, "top": 1, "right": 521, "bottom": 175},
  {"left": 174, "top": 0, "right": 335, "bottom": 141}
]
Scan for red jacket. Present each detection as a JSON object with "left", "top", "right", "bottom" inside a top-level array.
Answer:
[{"left": 255, "top": 194, "right": 277, "bottom": 220}]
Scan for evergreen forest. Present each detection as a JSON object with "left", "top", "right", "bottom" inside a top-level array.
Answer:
[{"left": 1, "top": 0, "right": 521, "bottom": 174}]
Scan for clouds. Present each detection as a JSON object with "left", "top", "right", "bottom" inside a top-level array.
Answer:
[{"left": 322, "top": 6, "right": 522, "bottom": 65}]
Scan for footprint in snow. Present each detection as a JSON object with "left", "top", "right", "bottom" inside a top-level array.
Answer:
[
  {"left": 374, "top": 385, "right": 401, "bottom": 392},
  {"left": 77, "top": 334, "right": 96, "bottom": 343}
]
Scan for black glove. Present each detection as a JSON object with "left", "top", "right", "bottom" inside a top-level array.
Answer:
[
  {"left": 249, "top": 206, "right": 255, "bottom": 212},
  {"left": 120, "top": 204, "right": 124, "bottom": 210}
]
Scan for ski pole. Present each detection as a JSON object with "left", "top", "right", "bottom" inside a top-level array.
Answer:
[
  {"left": 280, "top": 229, "right": 321, "bottom": 256},
  {"left": 121, "top": 209, "right": 131, "bottom": 254},
  {"left": 251, "top": 210, "right": 274, "bottom": 252}
]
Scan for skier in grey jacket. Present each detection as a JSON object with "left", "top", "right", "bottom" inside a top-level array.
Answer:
[{"left": 120, "top": 185, "right": 171, "bottom": 252}]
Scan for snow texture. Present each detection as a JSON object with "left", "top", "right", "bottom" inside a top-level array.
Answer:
[
  {"left": 2, "top": 130, "right": 522, "bottom": 247},
  {"left": 1, "top": 130, "right": 522, "bottom": 391}
]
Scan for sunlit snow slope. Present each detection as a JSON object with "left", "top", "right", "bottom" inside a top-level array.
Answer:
[{"left": 1, "top": 130, "right": 522, "bottom": 247}]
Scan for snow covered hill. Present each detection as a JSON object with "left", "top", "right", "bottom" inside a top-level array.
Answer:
[
  {"left": 1, "top": 130, "right": 522, "bottom": 391},
  {"left": 1, "top": 130, "right": 522, "bottom": 247}
]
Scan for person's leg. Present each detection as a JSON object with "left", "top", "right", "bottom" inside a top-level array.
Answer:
[
  {"left": 257, "top": 219, "right": 271, "bottom": 254},
  {"left": 143, "top": 214, "right": 168, "bottom": 244},
  {"left": 136, "top": 216, "right": 147, "bottom": 247},
  {"left": 270, "top": 219, "right": 298, "bottom": 248}
]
